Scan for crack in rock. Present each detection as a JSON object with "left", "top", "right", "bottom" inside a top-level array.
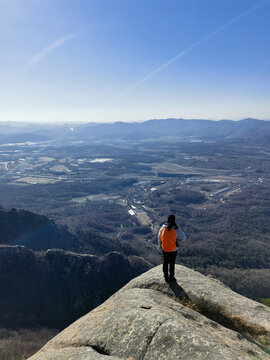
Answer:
[
  {"left": 141, "top": 318, "right": 175, "bottom": 360},
  {"left": 91, "top": 345, "right": 111, "bottom": 356}
]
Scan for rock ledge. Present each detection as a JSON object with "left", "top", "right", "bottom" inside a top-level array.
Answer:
[{"left": 29, "top": 265, "right": 270, "bottom": 360}]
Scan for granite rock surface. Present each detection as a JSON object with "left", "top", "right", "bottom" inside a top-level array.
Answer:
[{"left": 29, "top": 265, "right": 270, "bottom": 360}]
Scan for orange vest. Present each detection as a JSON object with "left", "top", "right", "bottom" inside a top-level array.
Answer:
[{"left": 161, "top": 227, "right": 176, "bottom": 252}]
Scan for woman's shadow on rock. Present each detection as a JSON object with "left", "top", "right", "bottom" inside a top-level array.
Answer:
[{"left": 168, "top": 280, "right": 190, "bottom": 302}]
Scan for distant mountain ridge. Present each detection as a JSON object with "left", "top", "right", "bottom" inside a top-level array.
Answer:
[
  {"left": 63, "top": 117, "right": 270, "bottom": 142},
  {"left": 0, "top": 118, "right": 269, "bottom": 144}
]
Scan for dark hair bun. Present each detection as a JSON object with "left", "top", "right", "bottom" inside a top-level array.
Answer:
[{"left": 167, "top": 214, "right": 175, "bottom": 224}]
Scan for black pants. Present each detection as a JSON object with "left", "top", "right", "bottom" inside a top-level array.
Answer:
[{"left": 162, "top": 251, "right": 177, "bottom": 279}]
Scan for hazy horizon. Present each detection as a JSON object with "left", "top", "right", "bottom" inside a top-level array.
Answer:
[{"left": 1, "top": 117, "right": 270, "bottom": 127}]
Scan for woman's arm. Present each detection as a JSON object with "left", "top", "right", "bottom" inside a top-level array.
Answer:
[
  {"left": 176, "top": 228, "right": 187, "bottom": 241},
  {"left": 158, "top": 225, "right": 165, "bottom": 247}
]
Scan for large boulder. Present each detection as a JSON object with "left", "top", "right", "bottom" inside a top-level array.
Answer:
[{"left": 29, "top": 265, "right": 270, "bottom": 360}]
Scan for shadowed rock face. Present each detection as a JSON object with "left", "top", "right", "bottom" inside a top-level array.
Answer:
[
  {"left": 30, "top": 265, "right": 270, "bottom": 360},
  {"left": 0, "top": 208, "right": 75, "bottom": 251},
  {"left": 0, "top": 246, "right": 151, "bottom": 329}
]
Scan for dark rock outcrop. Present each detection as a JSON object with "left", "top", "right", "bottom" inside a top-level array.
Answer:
[
  {"left": 0, "top": 208, "right": 75, "bottom": 251},
  {"left": 0, "top": 245, "right": 151, "bottom": 329},
  {"left": 30, "top": 265, "right": 270, "bottom": 360}
]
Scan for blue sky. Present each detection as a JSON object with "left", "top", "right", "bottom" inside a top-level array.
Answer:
[{"left": 0, "top": 0, "right": 270, "bottom": 123}]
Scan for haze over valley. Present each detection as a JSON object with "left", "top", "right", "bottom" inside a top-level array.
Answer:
[{"left": 1, "top": 118, "right": 270, "bottom": 283}]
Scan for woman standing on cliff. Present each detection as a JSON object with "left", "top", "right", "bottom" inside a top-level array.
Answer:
[{"left": 158, "top": 214, "right": 187, "bottom": 282}]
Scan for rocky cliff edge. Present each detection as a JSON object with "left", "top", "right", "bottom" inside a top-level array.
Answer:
[{"left": 29, "top": 264, "right": 270, "bottom": 360}]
